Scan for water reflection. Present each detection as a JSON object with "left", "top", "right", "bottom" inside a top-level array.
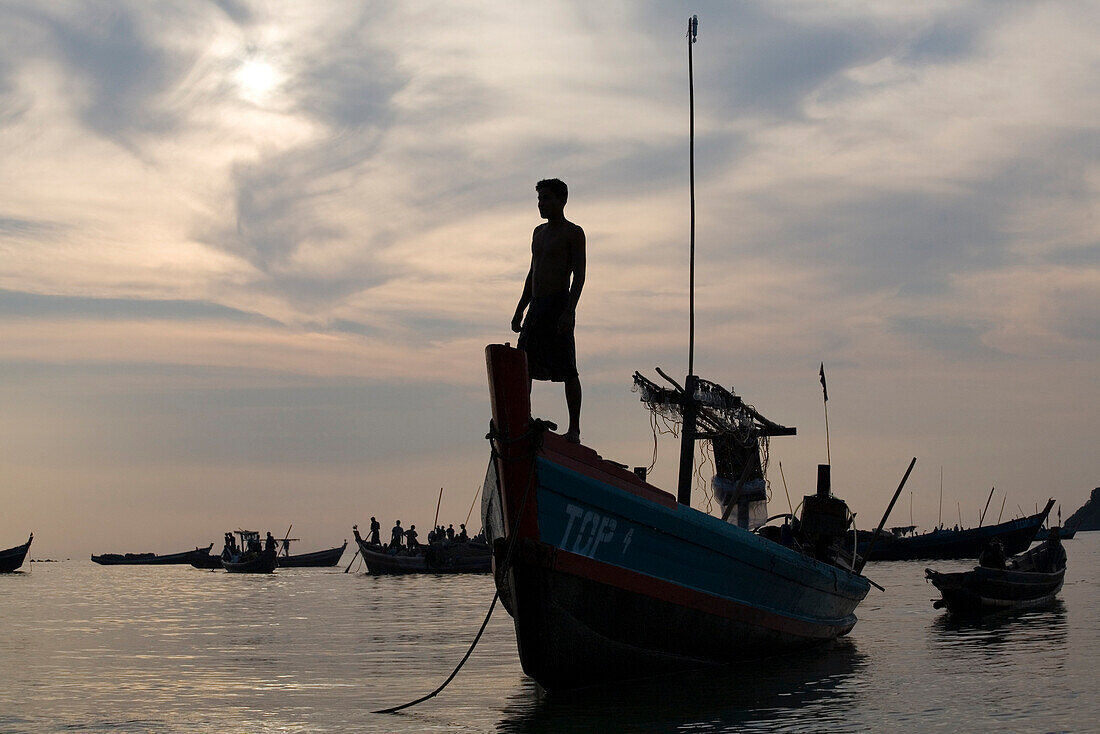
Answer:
[
  {"left": 495, "top": 641, "right": 867, "bottom": 734},
  {"left": 927, "top": 600, "right": 1068, "bottom": 670},
  {"left": 930, "top": 600, "right": 1067, "bottom": 644}
]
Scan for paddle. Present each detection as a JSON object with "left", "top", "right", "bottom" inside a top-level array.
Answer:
[{"left": 345, "top": 525, "right": 363, "bottom": 573}]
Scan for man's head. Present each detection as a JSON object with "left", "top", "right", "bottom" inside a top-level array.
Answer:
[{"left": 536, "top": 178, "right": 568, "bottom": 218}]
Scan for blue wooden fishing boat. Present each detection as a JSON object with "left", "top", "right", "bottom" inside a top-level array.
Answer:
[{"left": 483, "top": 344, "right": 873, "bottom": 692}]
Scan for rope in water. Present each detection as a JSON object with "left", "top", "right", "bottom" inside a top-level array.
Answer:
[{"left": 372, "top": 425, "right": 542, "bottom": 715}]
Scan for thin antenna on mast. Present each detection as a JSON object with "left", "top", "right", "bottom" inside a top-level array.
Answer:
[{"left": 687, "top": 14, "right": 698, "bottom": 378}]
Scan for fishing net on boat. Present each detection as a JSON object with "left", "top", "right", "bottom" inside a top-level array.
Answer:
[{"left": 633, "top": 370, "right": 789, "bottom": 527}]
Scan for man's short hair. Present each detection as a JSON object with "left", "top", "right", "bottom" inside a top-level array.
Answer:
[{"left": 536, "top": 178, "right": 568, "bottom": 204}]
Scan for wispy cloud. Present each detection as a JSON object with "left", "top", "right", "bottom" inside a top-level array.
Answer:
[{"left": 0, "top": 0, "right": 1097, "bottom": 554}]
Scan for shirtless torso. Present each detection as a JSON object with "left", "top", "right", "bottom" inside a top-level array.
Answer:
[{"left": 530, "top": 220, "right": 585, "bottom": 299}]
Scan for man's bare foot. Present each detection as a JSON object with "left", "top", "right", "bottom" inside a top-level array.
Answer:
[{"left": 564, "top": 430, "right": 580, "bottom": 443}]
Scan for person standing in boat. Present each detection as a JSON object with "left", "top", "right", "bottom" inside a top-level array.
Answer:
[
  {"left": 390, "top": 520, "right": 404, "bottom": 549},
  {"left": 511, "top": 178, "right": 586, "bottom": 443},
  {"left": 368, "top": 517, "right": 381, "bottom": 545},
  {"left": 265, "top": 532, "right": 276, "bottom": 552},
  {"left": 405, "top": 524, "right": 420, "bottom": 550}
]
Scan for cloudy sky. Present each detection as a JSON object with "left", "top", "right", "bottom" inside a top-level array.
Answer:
[{"left": 1, "top": 0, "right": 1096, "bottom": 558}]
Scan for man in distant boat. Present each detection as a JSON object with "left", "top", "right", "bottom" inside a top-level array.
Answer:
[
  {"left": 405, "top": 524, "right": 420, "bottom": 550},
  {"left": 265, "top": 532, "right": 276, "bottom": 552},
  {"left": 979, "top": 538, "right": 1006, "bottom": 569},
  {"left": 511, "top": 178, "right": 586, "bottom": 443},
  {"left": 368, "top": 517, "right": 381, "bottom": 545},
  {"left": 390, "top": 520, "right": 404, "bottom": 549}
]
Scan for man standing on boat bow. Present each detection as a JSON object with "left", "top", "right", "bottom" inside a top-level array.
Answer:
[{"left": 511, "top": 178, "right": 586, "bottom": 443}]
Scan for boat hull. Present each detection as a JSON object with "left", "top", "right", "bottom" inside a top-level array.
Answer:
[
  {"left": 277, "top": 542, "right": 347, "bottom": 567},
  {"left": 190, "top": 554, "right": 223, "bottom": 569},
  {"left": 353, "top": 534, "right": 490, "bottom": 575},
  {"left": 0, "top": 534, "right": 33, "bottom": 572},
  {"left": 91, "top": 544, "right": 214, "bottom": 566},
  {"left": 485, "top": 343, "right": 870, "bottom": 692},
  {"left": 858, "top": 503, "right": 1053, "bottom": 561}
]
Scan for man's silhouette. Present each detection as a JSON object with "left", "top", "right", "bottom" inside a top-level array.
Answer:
[{"left": 512, "top": 178, "right": 586, "bottom": 442}]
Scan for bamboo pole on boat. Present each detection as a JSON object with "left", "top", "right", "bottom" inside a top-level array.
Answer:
[
  {"left": 979, "top": 486, "right": 995, "bottom": 527},
  {"left": 779, "top": 461, "right": 793, "bottom": 515},
  {"left": 855, "top": 457, "right": 916, "bottom": 574},
  {"left": 938, "top": 467, "right": 943, "bottom": 529},
  {"left": 464, "top": 483, "right": 481, "bottom": 528},
  {"left": 996, "top": 495, "right": 1006, "bottom": 524},
  {"left": 433, "top": 488, "right": 444, "bottom": 530},
  {"left": 280, "top": 525, "right": 293, "bottom": 556}
]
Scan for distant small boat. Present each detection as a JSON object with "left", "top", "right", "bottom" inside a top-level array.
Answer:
[
  {"left": 91, "top": 544, "right": 214, "bottom": 566},
  {"left": 1034, "top": 525, "right": 1077, "bottom": 541},
  {"left": 0, "top": 533, "right": 33, "bottom": 572},
  {"left": 925, "top": 538, "right": 1067, "bottom": 615},
  {"left": 857, "top": 500, "right": 1054, "bottom": 561},
  {"left": 352, "top": 527, "right": 490, "bottom": 575},
  {"left": 276, "top": 541, "right": 347, "bottom": 567}
]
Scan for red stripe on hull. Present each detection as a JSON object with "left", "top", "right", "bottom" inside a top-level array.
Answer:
[{"left": 552, "top": 547, "right": 854, "bottom": 640}]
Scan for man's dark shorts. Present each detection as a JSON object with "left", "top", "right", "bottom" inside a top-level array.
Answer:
[{"left": 518, "top": 291, "right": 578, "bottom": 382}]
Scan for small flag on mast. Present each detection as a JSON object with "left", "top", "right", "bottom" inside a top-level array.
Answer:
[{"left": 819, "top": 362, "right": 828, "bottom": 402}]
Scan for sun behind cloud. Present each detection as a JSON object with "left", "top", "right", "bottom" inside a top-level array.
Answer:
[{"left": 235, "top": 57, "right": 282, "bottom": 103}]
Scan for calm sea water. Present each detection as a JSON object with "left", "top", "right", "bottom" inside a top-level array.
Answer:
[{"left": 1, "top": 534, "right": 1096, "bottom": 733}]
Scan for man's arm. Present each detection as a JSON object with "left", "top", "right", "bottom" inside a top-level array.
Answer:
[
  {"left": 512, "top": 267, "right": 532, "bottom": 333},
  {"left": 558, "top": 227, "right": 586, "bottom": 333}
]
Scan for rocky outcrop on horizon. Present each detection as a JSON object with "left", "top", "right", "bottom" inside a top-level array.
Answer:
[{"left": 1065, "top": 487, "right": 1100, "bottom": 531}]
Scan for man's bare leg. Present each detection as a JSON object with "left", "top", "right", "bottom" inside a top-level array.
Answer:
[{"left": 564, "top": 376, "right": 581, "bottom": 442}]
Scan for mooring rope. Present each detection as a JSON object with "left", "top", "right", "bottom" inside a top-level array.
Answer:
[{"left": 372, "top": 425, "right": 542, "bottom": 715}]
